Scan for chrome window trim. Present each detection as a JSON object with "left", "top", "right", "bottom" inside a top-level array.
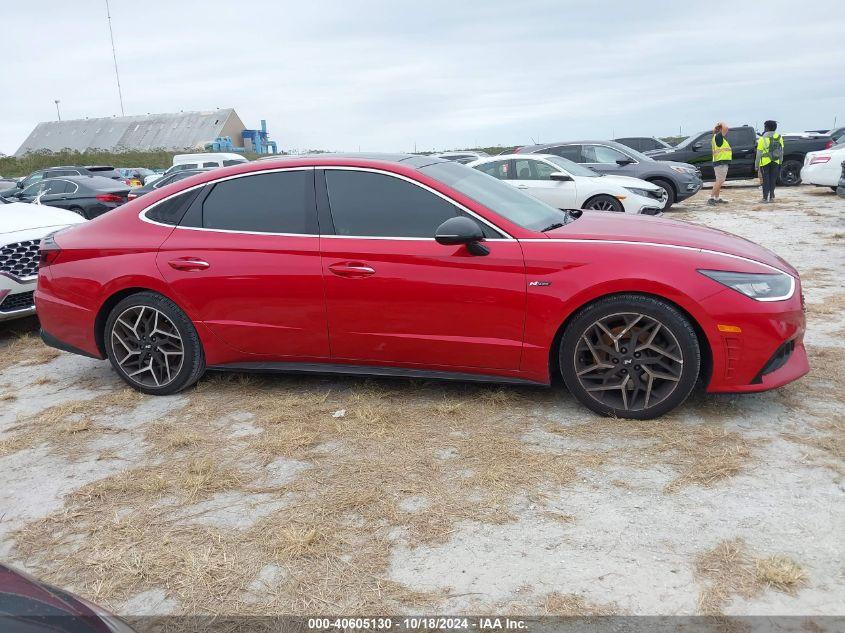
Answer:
[
  {"left": 317, "top": 166, "right": 512, "bottom": 240},
  {"left": 139, "top": 165, "right": 515, "bottom": 241}
]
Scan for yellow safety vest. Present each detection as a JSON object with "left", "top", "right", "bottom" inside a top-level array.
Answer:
[
  {"left": 711, "top": 134, "right": 732, "bottom": 162},
  {"left": 757, "top": 133, "right": 784, "bottom": 166}
]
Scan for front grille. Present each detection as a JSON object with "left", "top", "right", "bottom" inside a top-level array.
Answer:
[
  {"left": 0, "top": 290, "right": 35, "bottom": 313},
  {"left": 0, "top": 239, "right": 41, "bottom": 280}
]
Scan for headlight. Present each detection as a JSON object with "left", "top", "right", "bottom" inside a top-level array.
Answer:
[
  {"left": 669, "top": 165, "right": 696, "bottom": 175},
  {"left": 699, "top": 270, "right": 795, "bottom": 301},
  {"left": 624, "top": 187, "right": 655, "bottom": 198}
]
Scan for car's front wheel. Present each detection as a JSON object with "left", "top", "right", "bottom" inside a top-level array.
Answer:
[
  {"left": 583, "top": 194, "right": 624, "bottom": 213},
  {"left": 104, "top": 291, "right": 205, "bottom": 395},
  {"left": 559, "top": 294, "right": 700, "bottom": 419}
]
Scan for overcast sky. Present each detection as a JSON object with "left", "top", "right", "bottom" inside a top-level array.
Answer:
[{"left": 1, "top": 1, "right": 843, "bottom": 155}]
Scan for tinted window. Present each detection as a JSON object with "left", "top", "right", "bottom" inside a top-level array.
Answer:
[
  {"left": 547, "top": 145, "right": 582, "bottom": 162},
  {"left": 583, "top": 145, "right": 629, "bottom": 164},
  {"left": 202, "top": 171, "right": 311, "bottom": 233},
  {"left": 727, "top": 127, "right": 755, "bottom": 146},
  {"left": 146, "top": 190, "right": 200, "bottom": 225},
  {"left": 202, "top": 162, "right": 218, "bottom": 168},
  {"left": 475, "top": 160, "right": 510, "bottom": 180},
  {"left": 223, "top": 159, "right": 245, "bottom": 166},
  {"left": 325, "top": 170, "right": 462, "bottom": 238},
  {"left": 22, "top": 181, "right": 61, "bottom": 196},
  {"left": 513, "top": 159, "right": 556, "bottom": 181}
]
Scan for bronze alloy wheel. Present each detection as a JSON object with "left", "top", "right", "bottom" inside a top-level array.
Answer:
[{"left": 573, "top": 311, "right": 685, "bottom": 412}]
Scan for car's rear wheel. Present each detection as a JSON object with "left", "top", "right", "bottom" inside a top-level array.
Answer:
[
  {"left": 778, "top": 159, "right": 802, "bottom": 186},
  {"left": 69, "top": 206, "right": 87, "bottom": 219},
  {"left": 583, "top": 195, "right": 624, "bottom": 212},
  {"left": 649, "top": 178, "right": 675, "bottom": 208},
  {"left": 104, "top": 291, "right": 205, "bottom": 395},
  {"left": 559, "top": 294, "right": 700, "bottom": 419}
]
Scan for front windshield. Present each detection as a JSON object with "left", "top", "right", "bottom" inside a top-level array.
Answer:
[
  {"left": 614, "top": 145, "right": 654, "bottom": 162},
  {"left": 675, "top": 133, "right": 704, "bottom": 149},
  {"left": 420, "top": 161, "right": 565, "bottom": 232},
  {"left": 544, "top": 156, "right": 599, "bottom": 177}
]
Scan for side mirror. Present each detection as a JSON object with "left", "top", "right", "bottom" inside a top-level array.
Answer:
[
  {"left": 616, "top": 158, "right": 634, "bottom": 166},
  {"left": 692, "top": 142, "right": 703, "bottom": 151},
  {"left": 16, "top": 179, "right": 24, "bottom": 188},
  {"left": 550, "top": 172, "right": 573, "bottom": 181},
  {"left": 435, "top": 216, "right": 489, "bottom": 256}
]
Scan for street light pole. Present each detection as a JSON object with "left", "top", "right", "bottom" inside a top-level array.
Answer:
[{"left": 54, "top": 100, "right": 61, "bottom": 121}]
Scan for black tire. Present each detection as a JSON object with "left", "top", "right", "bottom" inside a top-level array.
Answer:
[
  {"left": 69, "top": 206, "right": 88, "bottom": 219},
  {"left": 649, "top": 178, "right": 676, "bottom": 208},
  {"left": 583, "top": 194, "right": 624, "bottom": 213},
  {"left": 104, "top": 291, "right": 205, "bottom": 395},
  {"left": 778, "top": 159, "right": 802, "bottom": 186},
  {"left": 559, "top": 294, "right": 700, "bottom": 420}
]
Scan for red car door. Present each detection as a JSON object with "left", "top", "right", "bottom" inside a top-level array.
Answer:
[
  {"left": 156, "top": 168, "right": 329, "bottom": 359},
  {"left": 319, "top": 168, "right": 526, "bottom": 372}
]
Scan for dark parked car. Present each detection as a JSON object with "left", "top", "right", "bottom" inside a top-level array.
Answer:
[
  {"left": 0, "top": 166, "right": 122, "bottom": 197},
  {"left": 0, "top": 563, "right": 136, "bottom": 632},
  {"left": 647, "top": 125, "right": 834, "bottom": 185},
  {"left": 614, "top": 137, "right": 673, "bottom": 153},
  {"left": 515, "top": 140, "right": 702, "bottom": 207},
  {"left": 3, "top": 176, "right": 130, "bottom": 219},
  {"left": 127, "top": 168, "right": 212, "bottom": 200}
]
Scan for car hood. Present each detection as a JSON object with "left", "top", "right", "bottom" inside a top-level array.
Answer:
[
  {"left": 0, "top": 202, "right": 85, "bottom": 235},
  {"left": 544, "top": 211, "right": 796, "bottom": 274}
]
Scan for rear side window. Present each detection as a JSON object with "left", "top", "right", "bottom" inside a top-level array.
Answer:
[
  {"left": 548, "top": 145, "right": 582, "bottom": 162},
  {"left": 727, "top": 127, "right": 756, "bottom": 146},
  {"left": 223, "top": 159, "right": 245, "bottom": 166},
  {"left": 475, "top": 160, "right": 510, "bottom": 180},
  {"left": 202, "top": 162, "right": 218, "bottom": 168},
  {"left": 325, "top": 170, "right": 462, "bottom": 238},
  {"left": 146, "top": 190, "right": 199, "bottom": 225},
  {"left": 201, "top": 171, "right": 313, "bottom": 234}
]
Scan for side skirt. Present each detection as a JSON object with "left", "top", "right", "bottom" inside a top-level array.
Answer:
[{"left": 206, "top": 361, "right": 548, "bottom": 387}]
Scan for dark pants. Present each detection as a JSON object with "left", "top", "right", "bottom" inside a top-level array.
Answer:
[{"left": 761, "top": 162, "right": 780, "bottom": 200}]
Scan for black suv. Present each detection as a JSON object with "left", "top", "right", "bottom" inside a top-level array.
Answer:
[
  {"left": 0, "top": 165, "right": 121, "bottom": 196},
  {"left": 647, "top": 125, "right": 833, "bottom": 186}
]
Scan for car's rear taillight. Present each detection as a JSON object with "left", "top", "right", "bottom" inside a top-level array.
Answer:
[
  {"left": 39, "top": 232, "right": 62, "bottom": 267},
  {"left": 96, "top": 193, "right": 126, "bottom": 203},
  {"left": 809, "top": 155, "right": 831, "bottom": 165}
]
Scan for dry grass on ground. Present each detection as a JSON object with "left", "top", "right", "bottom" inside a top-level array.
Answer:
[{"left": 695, "top": 538, "right": 807, "bottom": 614}]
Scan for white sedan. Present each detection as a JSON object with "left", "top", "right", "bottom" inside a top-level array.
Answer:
[
  {"left": 466, "top": 154, "right": 667, "bottom": 214},
  {"left": 0, "top": 200, "right": 85, "bottom": 321},
  {"left": 801, "top": 143, "right": 845, "bottom": 189}
]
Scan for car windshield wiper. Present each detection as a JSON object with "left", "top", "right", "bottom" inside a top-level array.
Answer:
[{"left": 540, "top": 222, "right": 565, "bottom": 232}]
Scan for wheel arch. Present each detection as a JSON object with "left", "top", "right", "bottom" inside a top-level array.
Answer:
[
  {"left": 547, "top": 290, "right": 713, "bottom": 388},
  {"left": 94, "top": 286, "right": 176, "bottom": 357},
  {"left": 645, "top": 176, "right": 677, "bottom": 197}
]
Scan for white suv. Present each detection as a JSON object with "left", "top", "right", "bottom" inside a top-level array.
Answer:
[{"left": 0, "top": 201, "right": 85, "bottom": 321}]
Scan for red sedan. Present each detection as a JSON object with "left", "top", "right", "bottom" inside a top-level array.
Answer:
[{"left": 35, "top": 155, "right": 808, "bottom": 419}]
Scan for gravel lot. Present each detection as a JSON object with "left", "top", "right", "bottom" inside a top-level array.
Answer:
[{"left": 0, "top": 183, "right": 843, "bottom": 619}]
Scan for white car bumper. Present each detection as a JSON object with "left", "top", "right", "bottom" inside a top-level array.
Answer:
[
  {"left": 800, "top": 160, "right": 841, "bottom": 187},
  {"left": 0, "top": 274, "right": 36, "bottom": 322},
  {"left": 1, "top": 227, "right": 51, "bottom": 322},
  {"left": 622, "top": 191, "right": 668, "bottom": 215}
]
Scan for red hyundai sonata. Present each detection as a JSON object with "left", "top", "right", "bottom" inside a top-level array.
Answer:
[{"left": 35, "top": 155, "right": 808, "bottom": 419}]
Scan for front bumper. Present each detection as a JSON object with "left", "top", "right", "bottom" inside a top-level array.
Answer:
[
  {"left": 699, "top": 285, "right": 809, "bottom": 393},
  {"left": 675, "top": 176, "right": 703, "bottom": 202},
  {"left": 800, "top": 161, "right": 839, "bottom": 187},
  {"left": 0, "top": 275, "right": 36, "bottom": 322}
]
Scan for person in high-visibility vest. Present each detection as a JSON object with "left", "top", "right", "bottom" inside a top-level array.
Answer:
[
  {"left": 708, "top": 122, "right": 731, "bottom": 205},
  {"left": 755, "top": 120, "right": 785, "bottom": 203}
]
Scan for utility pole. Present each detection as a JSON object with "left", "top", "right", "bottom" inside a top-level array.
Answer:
[
  {"left": 54, "top": 100, "right": 61, "bottom": 121},
  {"left": 105, "top": 0, "right": 125, "bottom": 116}
]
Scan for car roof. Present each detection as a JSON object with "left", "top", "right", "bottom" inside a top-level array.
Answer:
[
  {"left": 257, "top": 152, "right": 449, "bottom": 169},
  {"left": 45, "top": 175, "right": 129, "bottom": 189}
]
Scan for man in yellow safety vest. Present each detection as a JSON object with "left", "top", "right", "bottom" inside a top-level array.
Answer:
[
  {"left": 755, "top": 120, "right": 785, "bottom": 203},
  {"left": 708, "top": 122, "right": 731, "bottom": 206}
]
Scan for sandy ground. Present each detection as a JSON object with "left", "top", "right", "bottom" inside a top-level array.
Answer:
[{"left": 0, "top": 183, "right": 843, "bottom": 619}]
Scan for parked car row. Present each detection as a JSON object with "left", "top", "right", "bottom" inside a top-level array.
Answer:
[{"left": 645, "top": 125, "right": 835, "bottom": 185}]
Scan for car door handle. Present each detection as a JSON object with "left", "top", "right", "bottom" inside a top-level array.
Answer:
[
  {"left": 328, "top": 262, "right": 376, "bottom": 277},
  {"left": 515, "top": 184, "right": 529, "bottom": 189},
  {"left": 168, "top": 257, "right": 210, "bottom": 271}
]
